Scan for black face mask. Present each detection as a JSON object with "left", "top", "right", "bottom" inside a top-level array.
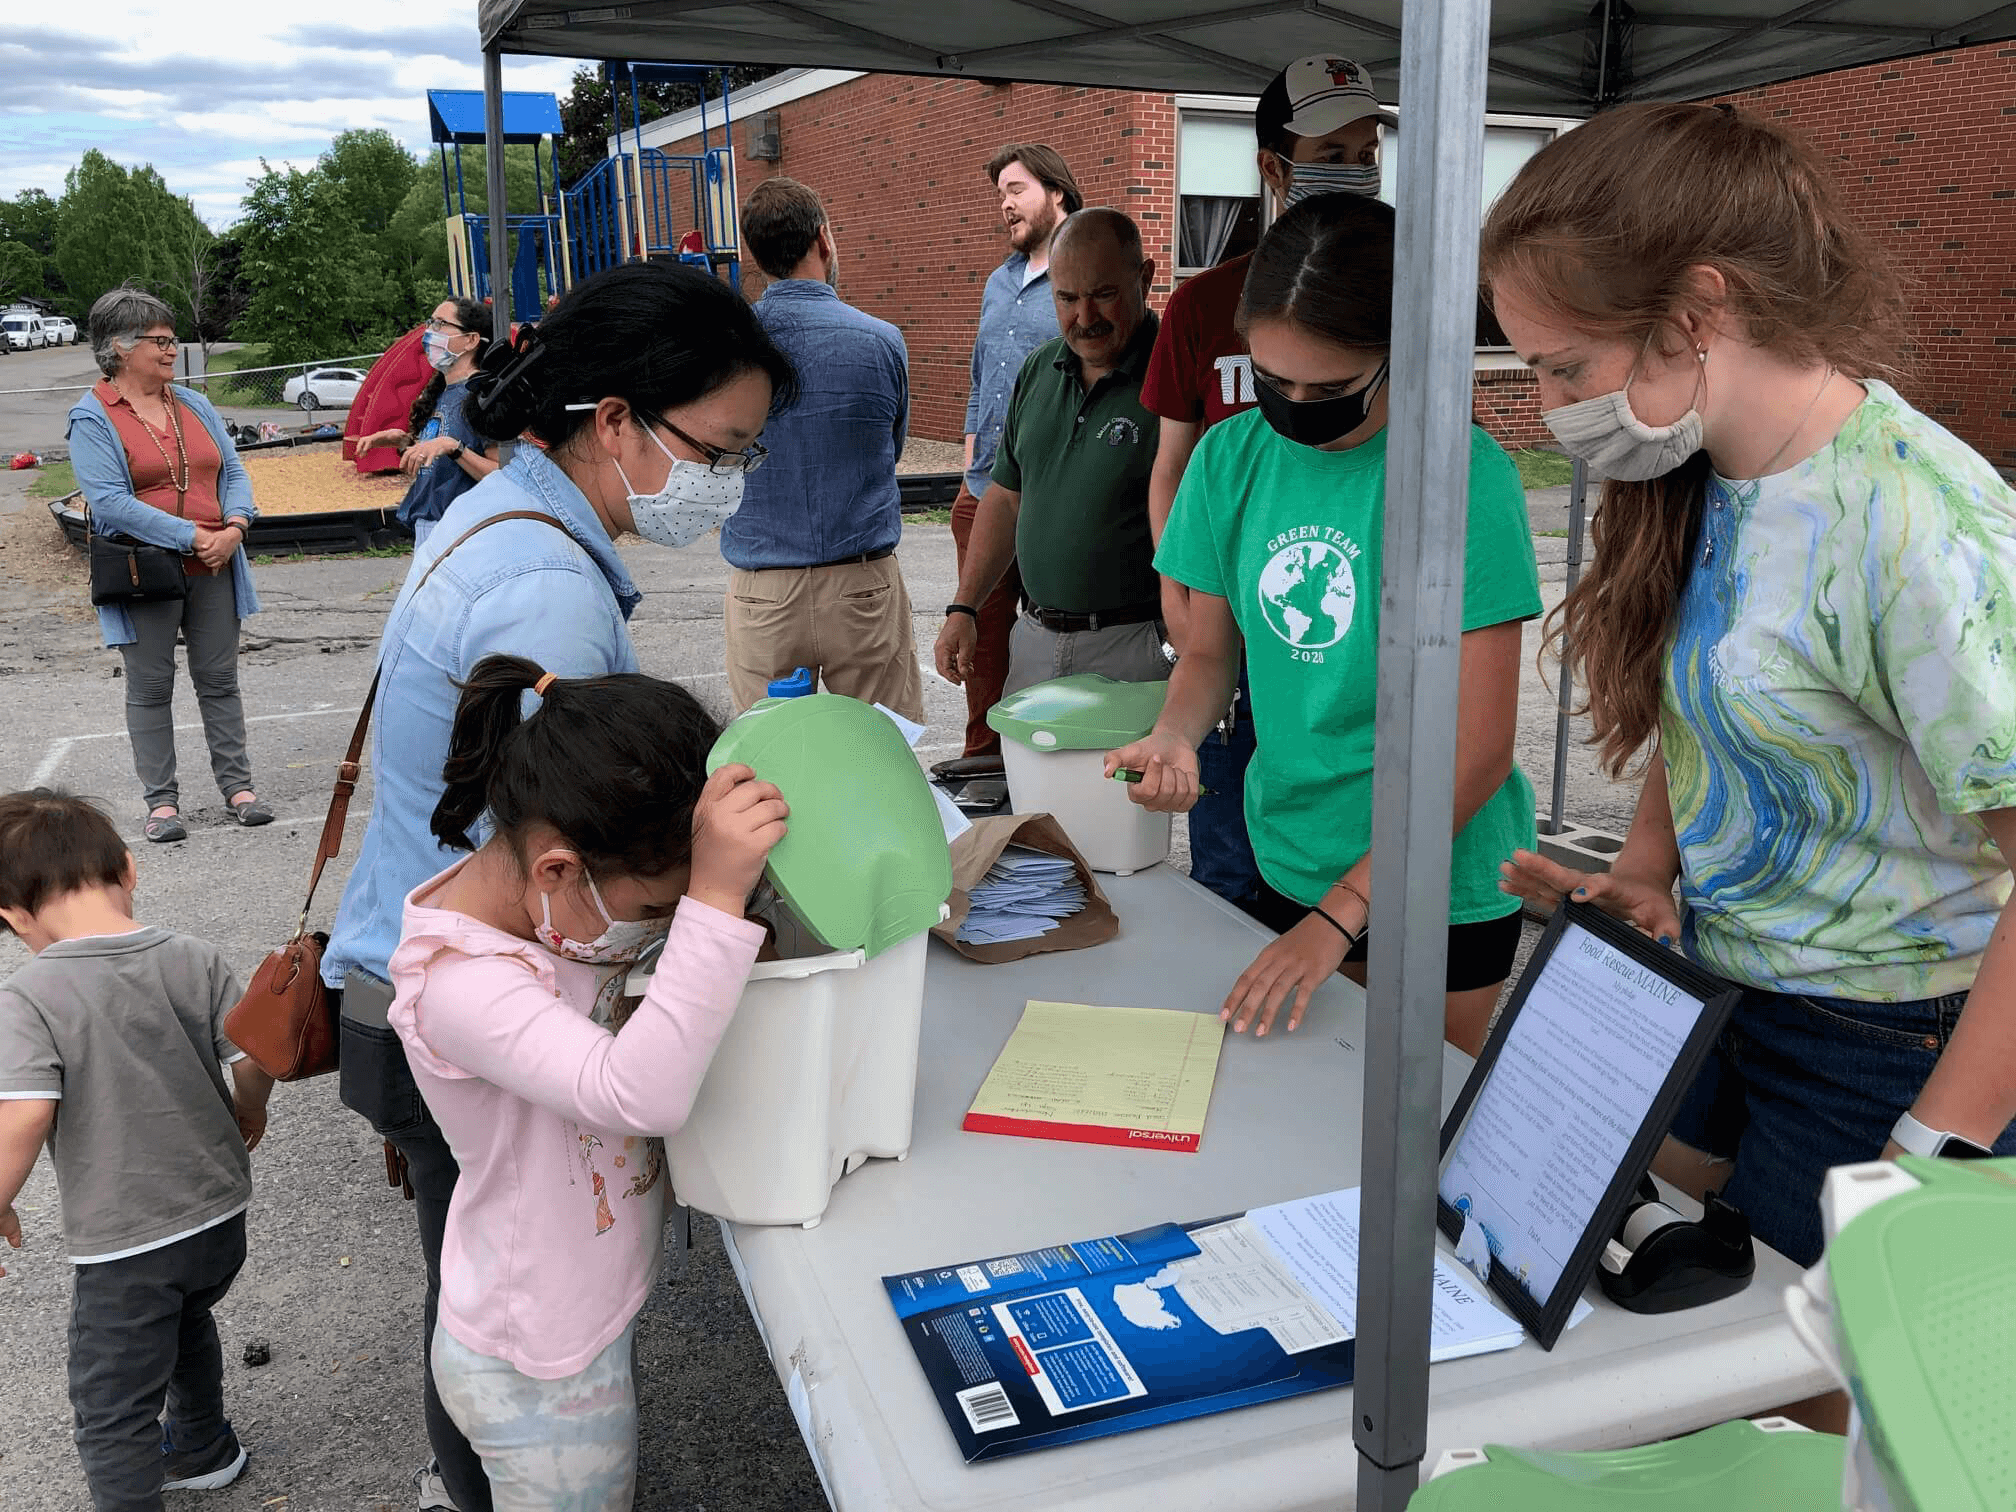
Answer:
[{"left": 1253, "top": 360, "right": 1389, "bottom": 448}]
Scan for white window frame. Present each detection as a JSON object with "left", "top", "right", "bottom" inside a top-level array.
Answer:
[{"left": 1171, "top": 95, "right": 1578, "bottom": 357}]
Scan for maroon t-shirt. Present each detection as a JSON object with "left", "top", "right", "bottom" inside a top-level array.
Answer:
[{"left": 1141, "top": 253, "right": 1256, "bottom": 433}]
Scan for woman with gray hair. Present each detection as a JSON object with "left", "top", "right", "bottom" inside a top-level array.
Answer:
[{"left": 66, "top": 284, "right": 271, "bottom": 842}]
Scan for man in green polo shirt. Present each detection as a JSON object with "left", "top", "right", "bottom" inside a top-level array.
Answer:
[{"left": 934, "top": 207, "right": 1166, "bottom": 698}]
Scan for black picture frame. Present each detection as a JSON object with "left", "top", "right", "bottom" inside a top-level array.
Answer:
[{"left": 1434, "top": 902, "right": 1740, "bottom": 1350}]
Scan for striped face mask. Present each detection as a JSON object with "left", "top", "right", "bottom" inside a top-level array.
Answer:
[{"left": 1277, "top": 156, "right": 1382, "bottom": 205}]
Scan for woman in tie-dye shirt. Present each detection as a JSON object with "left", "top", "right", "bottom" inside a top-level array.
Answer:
[{"left": 1483, "top": 102, "right": 2016, "bottom": 1270}]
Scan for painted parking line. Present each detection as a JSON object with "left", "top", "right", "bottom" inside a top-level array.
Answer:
[{"left": 29, "top": 705, "right": 350, "bottom": 786}]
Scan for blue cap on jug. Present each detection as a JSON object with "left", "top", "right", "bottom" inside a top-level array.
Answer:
[{"left": 767, "top": 667, "right": 815, "bottom": 699}]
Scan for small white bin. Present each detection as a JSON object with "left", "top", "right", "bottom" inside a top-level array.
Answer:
[
  {"left": 630, "top": 905, "right": 941, "bottom": 1229},
  {"left": 989, "top": 673, "right": 1173, "bottom": 876},
  {"left": 999, "top": 740, "right": 1171, "bottom": 875}
]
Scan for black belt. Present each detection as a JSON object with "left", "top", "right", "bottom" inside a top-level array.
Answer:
[
  {"left": 1021, "top": 600, "right": 1163, "bottom": 634},
  {"left": 807, "top": 544, "right": 895, "bottom": 571}
]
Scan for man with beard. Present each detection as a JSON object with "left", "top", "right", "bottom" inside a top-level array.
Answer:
[
  {"left": 937, "top": 144, "right": 1085, "bottom": 780},
  {"left": 935, "top": 208, "right": 1165, "bottom": 698},
  {"left": 720, "top": 177, "right": 923, "bottom": 721},
  {"left": 1140, "top": 53, "right": 1394, "bottom": 919}
]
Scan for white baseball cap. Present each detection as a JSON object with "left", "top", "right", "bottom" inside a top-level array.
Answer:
[{"left": 1257, "top": 54, "right": 1398, "bottom": 144}]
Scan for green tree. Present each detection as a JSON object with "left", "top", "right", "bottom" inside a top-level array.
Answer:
[
  {"left": 0, "top": 241, "right": 42, "bottom": 304},
  {"left": 388, "top": 145, "right": 549, "bottom": 295},
  {"left": 234, "top": 161, "right": 404, "bottom": 363},
  {"left": 53, "top": 152, "right": 204, "bottom": 328},
  {"left": 0, "top": 189, "right": 63, "bottom": 305},
  {"left": 555, "top": 64, "right": 782, "bottom": 185},
  {"left": 322, "top": 129, "right": 422, "bottom": 237}
]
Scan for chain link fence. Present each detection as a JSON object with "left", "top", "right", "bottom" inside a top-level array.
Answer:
[{"left": 179, "top": 352, "right": 388, "bottom": 413}]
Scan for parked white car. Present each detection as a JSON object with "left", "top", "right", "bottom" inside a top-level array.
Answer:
[
  {"left": 43, "top": 315, "right": 77, "bottom": 345},
  {"left": 281, "top": 367, "right": 366, "bottom": 410},
  {"left": 2, "top": 313, "right": 47, "bottom": 350}
]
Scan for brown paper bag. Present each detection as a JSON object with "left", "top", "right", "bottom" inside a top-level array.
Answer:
[{"left": 931, "top": 812, "right": 1119, "bottom": 963}]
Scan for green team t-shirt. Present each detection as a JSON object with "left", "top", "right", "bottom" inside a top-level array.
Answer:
[{"left": 1157, "top": 410, "right": 1543, "bottom": 920}]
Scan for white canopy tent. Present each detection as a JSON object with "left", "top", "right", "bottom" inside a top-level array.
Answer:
[{"left": 471, "top": 4, "right": 2016, "bottom": 1506}]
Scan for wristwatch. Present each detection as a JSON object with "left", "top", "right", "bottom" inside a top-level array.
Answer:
[
  {"left": 1160, "top": 639, "right": 1179, "bottom": 667},
  {"left": 446, "top": 442, "right": 465, "bottom": 461},
  {"left": 1890, "top": 1110, "right": 1994, "bottom": 1159}
]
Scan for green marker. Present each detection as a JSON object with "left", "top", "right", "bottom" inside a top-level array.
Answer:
[{"left": 1112, "top": 768, "right": 1214, "bottom": 797}]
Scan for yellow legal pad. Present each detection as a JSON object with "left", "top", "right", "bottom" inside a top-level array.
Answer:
[{"left": 963, "top": 1001, "right": 1226, "bottom": 1152}]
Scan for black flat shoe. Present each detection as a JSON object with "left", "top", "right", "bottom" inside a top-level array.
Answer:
[
  {"left": 144, "top": 812, "right": 187, "bottom": 844},
  {"left": 230, "top": 797, "right": 275, "bottom": 827}
]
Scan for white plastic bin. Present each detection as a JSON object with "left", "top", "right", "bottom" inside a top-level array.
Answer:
[
  {"left": 999, "top": 739, "right": 1171, "bottom": 875},
  {"left": 631, "top": 905, "right": 940, "bottom": 1228}
]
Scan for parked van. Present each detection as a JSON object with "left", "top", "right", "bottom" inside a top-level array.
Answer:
[{"left": 2, "top": 313, "right": 48, "bottom": 350}]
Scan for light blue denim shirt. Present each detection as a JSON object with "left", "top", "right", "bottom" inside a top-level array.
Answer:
[
  {"left": 721, "top": 280, "right": 908, "bottom": 571},
  {"left": 321, "top": 446, "right": 642, "bottom": 988},
  {"left": 66, "top": 385, "right": 262, "bottom": 648},
  {"left": 964, "top": 254, "right": 1058, "bottom": 498}
]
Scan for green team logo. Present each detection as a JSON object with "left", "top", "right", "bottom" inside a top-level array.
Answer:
[{"left": 1258, "top": 539, "right": 1356, "bottom": 651}]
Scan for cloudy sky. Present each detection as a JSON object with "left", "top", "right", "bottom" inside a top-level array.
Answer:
[{"left": 2, "top": 1, "right": 592, "bottom": 227}]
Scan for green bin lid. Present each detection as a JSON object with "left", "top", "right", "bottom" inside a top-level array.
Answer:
[
  {"left": 707, "top": 694, "right": 952, "bottom": 960},
  {"left": 986, "top": 673, "right": 1169, "bottom": 751}
]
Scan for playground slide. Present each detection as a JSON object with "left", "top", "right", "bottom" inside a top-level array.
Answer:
[{"left": 344, "top": 327, "right": 432, "bottom": 474}]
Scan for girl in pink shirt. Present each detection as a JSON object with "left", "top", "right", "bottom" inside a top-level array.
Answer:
[{"left": 387, "top": 653, "right": 786, "bottom": 1508}]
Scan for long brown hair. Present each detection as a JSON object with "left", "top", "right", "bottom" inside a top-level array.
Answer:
[
  {"left": 1480, "top": 102, "right": 1909, "bottom": 778},
  {"left": 407, "top": 296, "right": 492, "bottom": 437}
]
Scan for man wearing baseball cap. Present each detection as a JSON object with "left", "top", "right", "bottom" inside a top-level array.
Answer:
[{"left": 1140, "top": 53, "right": 1393, "bottom": 919}]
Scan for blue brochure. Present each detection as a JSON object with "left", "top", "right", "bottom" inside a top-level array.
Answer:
[{"left": 882, "top": 1217, "right": 1357, "bottom": 1462}]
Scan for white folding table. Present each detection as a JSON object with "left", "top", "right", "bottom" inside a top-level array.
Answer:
[{"left": 713, "top": 866, "right": 1832, "bottom": 1510}]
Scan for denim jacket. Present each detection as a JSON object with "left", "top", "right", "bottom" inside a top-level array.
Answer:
[
  {"left": 964, "top": 254, "right": 1058, "bottom": 498},
  {"left": 321, "top": 446, "right": 642, "bottom": 988},
  {"left": 66, "top": 385, "right": 262, "bottom": 648}
]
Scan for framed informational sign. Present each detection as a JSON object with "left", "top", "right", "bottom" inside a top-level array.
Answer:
[{"left": 1435, "top": 902, "right": 1740, "bottom": 1349}]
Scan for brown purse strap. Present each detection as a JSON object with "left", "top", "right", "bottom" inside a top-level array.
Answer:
[{"left": 293, "top": 508, "right": 579, "bottom": 935}]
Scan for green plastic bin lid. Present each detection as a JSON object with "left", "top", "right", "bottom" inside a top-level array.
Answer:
[
  {"left": 1405, "top": 1420, "right": 1846, "bottom": 1510},
  {"left": 986, "top": 673, "right": 1169, "bottom": 751},
  {"left": 707, "top": 693, "right": 952, "bottom": 960},
  {"left": 1824, "top": 1154, "right": 2016, "bottom": 1512}
]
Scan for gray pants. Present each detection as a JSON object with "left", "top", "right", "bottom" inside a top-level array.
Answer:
[
  {"left": 69, "top": 1212, "right": 246, "bottom": 1512},
  {"left": 118, "top": 572, "right": 252, "bottom": 811},
  {"left": 1002, "top": 613, "right": 1170, "bottom": 700}
]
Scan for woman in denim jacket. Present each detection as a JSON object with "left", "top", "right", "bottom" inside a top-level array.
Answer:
[
  {"left": 320, "top": 262, "right": 795, "bottom": 1512},
  {"left": 67, "top": 285, "right": 267, "bottom": 844}
]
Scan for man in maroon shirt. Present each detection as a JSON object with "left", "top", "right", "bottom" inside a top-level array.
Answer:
[{"left": 1140, "top": 54, "right": 1392, "bottom": 914}]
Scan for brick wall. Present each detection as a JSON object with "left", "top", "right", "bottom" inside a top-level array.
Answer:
[
  {"left": 1716, "top": 44, "right": 2016, "bottom": 471},
  {"left": 628, "top": 43, "right": 2013, "bottom": 470}
]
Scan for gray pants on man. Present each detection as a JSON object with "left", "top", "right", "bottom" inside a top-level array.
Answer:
[
  {"left": 117, "top": 573, "right": 252, "bottom": 811},
  {"left": 1002, "top": 613, "right": 1170, "bottom": 700}
]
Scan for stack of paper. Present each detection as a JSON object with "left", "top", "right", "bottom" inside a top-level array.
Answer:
[{"left": 954, "top": 846, "right": 1086, "bottom": 945}]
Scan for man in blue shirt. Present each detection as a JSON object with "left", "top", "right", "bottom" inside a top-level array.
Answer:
[
  {"left": 725, "top": 178, "right": 923, "bottom": 721},
  {"left": 941, "top": 143, "right": 1084, "bottom": 779}
]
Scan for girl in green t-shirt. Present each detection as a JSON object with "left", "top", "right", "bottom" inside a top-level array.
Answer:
[{"left": 1108, "top": 193, "right": 1542, "bottom": 1054}]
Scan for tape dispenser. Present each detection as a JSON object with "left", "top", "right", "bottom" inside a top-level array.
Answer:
[{"left": 1597, "top": 1174, "right": 1755, "bottom": 1313}]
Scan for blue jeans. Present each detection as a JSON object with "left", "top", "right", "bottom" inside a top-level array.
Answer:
[
  {"left": 1189, "top": 667, "right": 1261, "bottom": 913},
  {"left": 1668, "top": 986, "right": 2016, "bottom": 1267}
]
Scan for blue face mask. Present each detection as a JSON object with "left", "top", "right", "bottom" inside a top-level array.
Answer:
[
  {"left": 1277, "top": 155, "right": 1383, "bottom": 206},
  {"left": 422, "top": 330, "right": 462, "bottom": 372}
]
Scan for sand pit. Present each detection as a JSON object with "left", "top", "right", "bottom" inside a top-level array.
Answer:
[{"left": 239, "top": 445, "right": 409, "bottom": 517}]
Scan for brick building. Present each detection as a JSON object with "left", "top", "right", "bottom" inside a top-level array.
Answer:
[{"left": 623, "top": 43, "right": 2014, "bottom": 470}]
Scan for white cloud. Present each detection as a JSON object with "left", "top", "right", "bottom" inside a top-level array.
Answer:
[{"left": 0, "top": 0, "right": 592, "bottom": 226}]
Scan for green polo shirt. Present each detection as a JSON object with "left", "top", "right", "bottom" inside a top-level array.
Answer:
[{"left": 991, "top": 315, "right": 1161, "bottom": 615}]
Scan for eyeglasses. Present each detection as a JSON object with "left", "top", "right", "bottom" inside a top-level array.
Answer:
[
  {"left": 425, "top": 318, "right": 471, "bottom": 334},
  {"left": 648, "top": 414, "right": 768, "bottom": 476},
  {"left": 135, "top": 336, "right": 178, "bottom": 353}
]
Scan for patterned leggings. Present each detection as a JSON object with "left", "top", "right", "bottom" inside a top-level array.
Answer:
[{"left": 433, "top": 1319, "right": 639, "bottom": 1510}]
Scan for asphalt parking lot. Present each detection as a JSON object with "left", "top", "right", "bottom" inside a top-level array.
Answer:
[{"left": 0, "top": 450, "right": 1626, "bottom": 1510}]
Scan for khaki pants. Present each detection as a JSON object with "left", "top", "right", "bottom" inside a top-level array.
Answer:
[{"left": 725, "top": 554, "right": 926, "bottom": 721}]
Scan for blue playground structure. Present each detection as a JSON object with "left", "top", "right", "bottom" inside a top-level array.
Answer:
[{"left": 429, "top": 65, "right": 742, "bottom": 314}]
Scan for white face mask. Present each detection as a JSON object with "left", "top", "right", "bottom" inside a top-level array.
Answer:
[
  {"left": 534, "top": 869, "right": 670, "bottom": 966},
  {"left": 422, "top": 330, "right": 463, "bottom": 373},
  {"left": 1542, "top": 346, "right": 1708, "bottom": 482},
  {"left": 1278, "top": 155, "right": 1382, "bottom": 206},
  {"left": 613, "top": 423, "right": 746, "bottom": 549}
]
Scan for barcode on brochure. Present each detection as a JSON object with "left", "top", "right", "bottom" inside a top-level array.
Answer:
[
  {"left": 956, "top": 1383, "right": 1020, "bottom": 1433},
  {"left": 985, "top": 1256, "right": 1026, "bottom": 1278},
  {"left": 956, "top": 1264, "right": 991, "bottom": 1292}
]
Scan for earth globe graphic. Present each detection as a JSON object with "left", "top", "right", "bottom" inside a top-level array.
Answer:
[{"left": 1257, "top": 540, "right": 1355, "bottom": 649}]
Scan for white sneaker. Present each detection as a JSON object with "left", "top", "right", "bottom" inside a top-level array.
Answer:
[{"left": 413, "top": 1459, "right": 460, "bottom": 1511}]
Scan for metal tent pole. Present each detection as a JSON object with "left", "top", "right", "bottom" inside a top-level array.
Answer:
[
  {"left": 1546, "top": 456, "right": 1589, "bottom": 835},
  {"left": 1355, "top": 1, "right": 1492, "bottom": 1509},
  {"left": 482, "top": 49, "right": 515, "bottom": 339}
]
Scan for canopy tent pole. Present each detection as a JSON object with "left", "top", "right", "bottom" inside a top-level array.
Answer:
[
  {"left": 1546, "top": 457, "right": 1590, "bottom": 835},
  {"left": 483, "top": 49, "right": 515, "bottom": 343},
  {"left": 1354, "top": 2, "right": 1492, "bottom": 1509}
]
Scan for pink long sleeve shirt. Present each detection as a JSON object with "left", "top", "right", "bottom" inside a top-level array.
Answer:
[{"left": 388, "top": 863, "right": 764, "bottom": 1378}]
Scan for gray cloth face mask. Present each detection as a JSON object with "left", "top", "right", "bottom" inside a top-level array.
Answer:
[{"left": 1542, "top": 346, "right": 1708, "bottom": 481}]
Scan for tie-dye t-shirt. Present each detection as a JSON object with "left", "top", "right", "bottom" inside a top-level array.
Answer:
[{"left": 1664, "top": 381, "right": 2016, "bottom": 999}]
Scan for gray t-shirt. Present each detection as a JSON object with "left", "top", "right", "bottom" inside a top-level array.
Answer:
[{"left": 0, "top": 927, "right": 251, "bottom": 1262}]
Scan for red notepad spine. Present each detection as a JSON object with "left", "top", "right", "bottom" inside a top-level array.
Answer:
[{"left": 961, "top": 1112, "right": 1201, "bottom": 1153}]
